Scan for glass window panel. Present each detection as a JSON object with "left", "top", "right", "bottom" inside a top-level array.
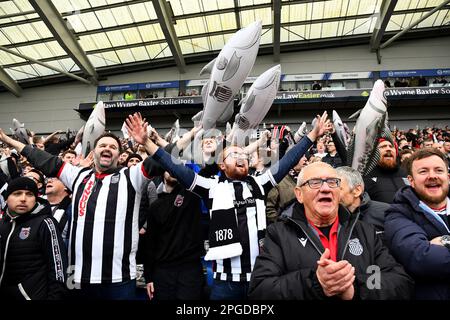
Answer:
[
  {"left": 321, "top": 21, "right": 339, "bottom": 38},
  {"left": 220, "top": 13, "right": 237, "bottom": 30},
  {"left": 386, "top": 14, "right": 404, "bottom": 31},
  {"left": 352, "top": 18, "right": 372, "bottom": 35},
  {"left": 16, "top": 45, "right": 42, "bottom": 60},
  {"left": 107, "top": 29, "right": 126, "bottom": 46},
  {"left": 129, "top": 3, "right": 151, "bottom": 22},
  {"left": 130, "top": 47, "right": 149, "bottom": 61},
  {"left": 13, "top": 0, "right": 33, "bottom": 11},
  {"left": 116, "top": 48, "right": 135, "bottom": 63},
  {"left": 201, "top": 0, "right": 218, "bottom": 12},
  {"left": 417, "top": 11, "right": 438, "bottom": 28},
  {"left": 101, "top": 51, "right": 121, "bottom": 65},
  {"left": 401, "top": 13, "right": 414, "bottom": 28},
  {"left": 346, "top": 0, "right": 360, "bottom": 16},
  {"left": 80, "top": 12, "right": 102, "bottom": 30},
  {"left": 253, "top": 7, "right": 272, "bottom": 25},
  {"left": 78, "top": 35, "right": 97, "bottom": 51},
  {"left": 341, "top": 19, "right": 356, "bottom": 36},
  {"left": 3, "top": 26, "right": 28, "bottom": 43},
  {"left": 66, "top": 14, "right": 86, "bottom": 33},
  {"left": 174, "top": 19, "right": 189, "bottom": 37},
  {"left": 209, "top": 34, "right": 226, "bottom": 50},
  {"left": 31, "top": 63, "right": 59, "bottom": 76},
  {"left": 179, "top": 40, "right": 195, "bottom": 54},
  {"left": 260, "top": 28, "right": 272, "bottom": 44},
  {"left": 111, "top": 7, "right": 133, "bottom": 24},
  {"left": 31, "top": 21, "right": 53, "bottom": 39},
  {"left": 394, "top": 1, "right": 410, "bottom": 11},
  {"left": 433, "top": 9, "right": 449, "bottom": 26},
  {"left": 0, "top": 2, "right": 19, "bottom": 15},
  {"left": 357, "top": 0, "right": 380, "bottom": 15},
  {"left": 184, "top": 17, "right": 207, "bottom": 34},
  {"left": 323, "top": 0, "right": 344, "bottom": 19},
  {"left": 146, "top": 44, "right": 165, "bottom": 59},
  {"left": 88, "top": 54, "right": 108, "bottom": 67},
  {"left": 83, "top": 33, "right": 112, "bottom": 50},
  {"left": 45, "top": 41, "right": 68, "bottom": 56},
  {"left": 312, "top": 1, "right": 325, "bottom": 20},
  {"left": 407, "top": 0, "right": 421, "bottom": 10},
  {"left": 192, "top": 37, "right": 209, "bottom": 53},
  {"left": 181, "top": 0, "right": 201, "bottom": 15},
  {"left": 162, "top": 45, "right": 172, "bottom": 57},
  {"left": 0, "top": 32, "right": 11, "bottom": 46},
  {"left": 280, "top": 27, "right": 289, "bottom": 42},
  {"left": 143, "top": 2, "right": 157, "bottom": 19},
  {"left": 239, "top": 0, "right": 254, "bottom": 6},
  {"left": 96, "top": 9, "right": 119, "bottom": 28},
  {"left": 5, "top": 67, "right": 32, "bottom": 80},
  {"left": 52, "top": 0, "right": 91, "bottom": 13},
  {"left": 0, "top": 50, "right": 25, "bottom": 65},
  {"left": 282, "top": 3, "right": 308, "bottom": 23},
  {"left": 309, "top": 23, "right": 322, "bottom": 39},
  {"left": 218, "top": 0, "right": 235, "bottom": 9},
  {"left": 139, "top": 24, "right": 164, "bottom": 42},
  {"left": 204, "top": 16, "right": 222, "bottom": 33},
  {"left": 169, "top": 0, "right": 183, "bottom": 16},
  {"left": 121, "top": 28, "right": 142, "bottom": 45}
]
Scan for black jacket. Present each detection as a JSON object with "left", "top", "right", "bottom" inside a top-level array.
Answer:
[
  {"left": 0, "top": 200, "right": 68, "bottom": 300},
  {"left": 359, "top": 192, "right": 390, "bottom": 232},
  {"left": 144, "top": 183, "right": 204, "bottom": 283},
  {"left": 248, "top": 202, "right": 413, "bottom": 300},
  {"left": 364, "top": 165, "right": 407, "bottom": 204},
  {"left": 385, "top": 186, "right": 450, "bottom": 300}
]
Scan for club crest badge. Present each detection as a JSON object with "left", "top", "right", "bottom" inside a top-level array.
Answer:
[
  {"left": 19, "top": 227, "right": 31, "bottom": 240},
  {"left": 348, "top": 238, "right": 363, "bottom": 256},
  {"left": 174, "top": 195, "right": 184, "bottom": 207}
]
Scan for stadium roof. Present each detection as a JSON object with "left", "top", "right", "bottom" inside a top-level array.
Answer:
[{"left": 0, "top": 0, "right": 449, "bottom": 96}]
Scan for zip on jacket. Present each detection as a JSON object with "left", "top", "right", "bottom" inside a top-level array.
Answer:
[{"left": 0, "top": 219, "right": 16, "bottom": 286}]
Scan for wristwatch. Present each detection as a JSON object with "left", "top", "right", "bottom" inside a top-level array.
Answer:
[{"left": 440, "top": 235, "right": 450, "bottom": 249}]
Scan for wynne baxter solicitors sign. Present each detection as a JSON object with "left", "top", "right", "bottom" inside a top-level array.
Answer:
[{"left": 78, "top": 87, "right": 450, "bottom": 111}]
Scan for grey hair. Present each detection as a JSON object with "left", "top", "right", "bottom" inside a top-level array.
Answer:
[
  {"left": 335, "top": 166, "right": 365, "bottom": 190},
  {"left": 297, "top": 162, "right": 335, "bottom": 187}
]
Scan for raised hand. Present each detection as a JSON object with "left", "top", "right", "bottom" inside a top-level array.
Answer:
[
  {"left": 125, "top": 112, "right": 148, "bottom": 145},
  {"left": 308, "top": 111, "right": 332, "bottom": 141}
]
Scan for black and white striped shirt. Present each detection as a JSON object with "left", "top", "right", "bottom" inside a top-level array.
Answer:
[
  {"left": 190, "top": 173, "right": 275, "bottom": 282},
  {"left": 58, "top": 162, "right": 150, "bottom": 284}
]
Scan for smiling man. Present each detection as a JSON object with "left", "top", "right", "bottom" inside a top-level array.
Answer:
[
  {"left": 385, "top": 148, "right": 450, "bottom": 300},
  {"left": 248, "top": 162, "right": 413, "bottom": 300},
  {"left": 0, "top": 130, "right": 163, "bottom": 300}
]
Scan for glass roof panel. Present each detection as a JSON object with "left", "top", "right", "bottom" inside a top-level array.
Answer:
[
  {"left": 191, "top": 36, "right": 210, "bottom": 53},
  {"left": 116, "top": 48, "right": 135, "bottom": 63},
  {"left": 129, "top": 3, "right": 152, "bottom": 22},
  {"left": 0, "top": 50, "right": 25, "bottom": 65},
  {"left": 209, "top": 34, "right": 227, "bottom": 51},
  {"left": 5, "top": 67, "right": 34, "bottom": 80},
  {"left": 96, "top": 9, "right": 119, "bottom": 28},
  {"left": 240, "top": 7, "right": 272, "bottom": 26},
  {"left": 129, "top": 46, "right": 149, "bottom": 61},
  {"left": 179, "top": 39, "right": 195, "bottom": 55},
  {"left": 106, "top": 29, "right": 127, "bottom": 46},
  {"left": 260, "top": 28, "right": 272, "bottom": 45},
  {"left": 139, "top": 24, "right": 164, "bottom": 42},
  {"left": 120, "top": 27, "right": 142, "bottom": 45}
]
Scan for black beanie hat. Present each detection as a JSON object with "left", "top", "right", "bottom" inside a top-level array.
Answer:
[
  {"left": 6, "top": 177, "right": 39, "bottom": 199},
  {"left": 125, "top": 153, "right": 143, "bottom": 166}
]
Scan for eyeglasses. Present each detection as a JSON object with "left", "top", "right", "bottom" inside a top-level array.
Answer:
[
  {"left": 224, "top": 152, "right": 250, "bottom": 161},
  {"left": 300, "top": 177, "right": 341, "bottom": 189}
]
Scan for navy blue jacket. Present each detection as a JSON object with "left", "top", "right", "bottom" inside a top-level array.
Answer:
[{"left": 385, "top": 186, "right": 450, "bottom": 300}]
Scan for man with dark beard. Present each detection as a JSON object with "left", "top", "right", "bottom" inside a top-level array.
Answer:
[
  {"left": 363, "top": 138, "right": 407, "bottom": 204},
  {"left": 385, "top": 149, "right": 450, "bottom": 299}
]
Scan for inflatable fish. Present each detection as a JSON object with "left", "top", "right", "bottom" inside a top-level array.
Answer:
[
  {"left": 347, "top": 80, "right": 388, "bottom": 175},
  {"left": 198, "top": 21, "right": 262, "bottom": 134},
  {"left": 81, "top": 101, "right": 106, "bottom": 157}
]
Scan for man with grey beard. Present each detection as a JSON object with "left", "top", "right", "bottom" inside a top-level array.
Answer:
[
  {"left": 385, "top": 149, "right": 450, "bottom": 299},
  {"left": 363, "top": 138, "right": 407, "bottom": 204}
]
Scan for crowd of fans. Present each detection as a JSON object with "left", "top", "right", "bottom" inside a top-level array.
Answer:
[{"left": 0, "top": 114, "right": 449, "bottom": 301}]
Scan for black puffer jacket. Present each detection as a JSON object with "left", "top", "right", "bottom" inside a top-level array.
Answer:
[
  {"left": 364, "top": 165, "right": 408, "bottom": 204},
  {"left": 0, "top": 200, "right": 68, "bottom": 300},
  {"left": 248, "top": 202, "right": 414, "bottom": 300}
]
